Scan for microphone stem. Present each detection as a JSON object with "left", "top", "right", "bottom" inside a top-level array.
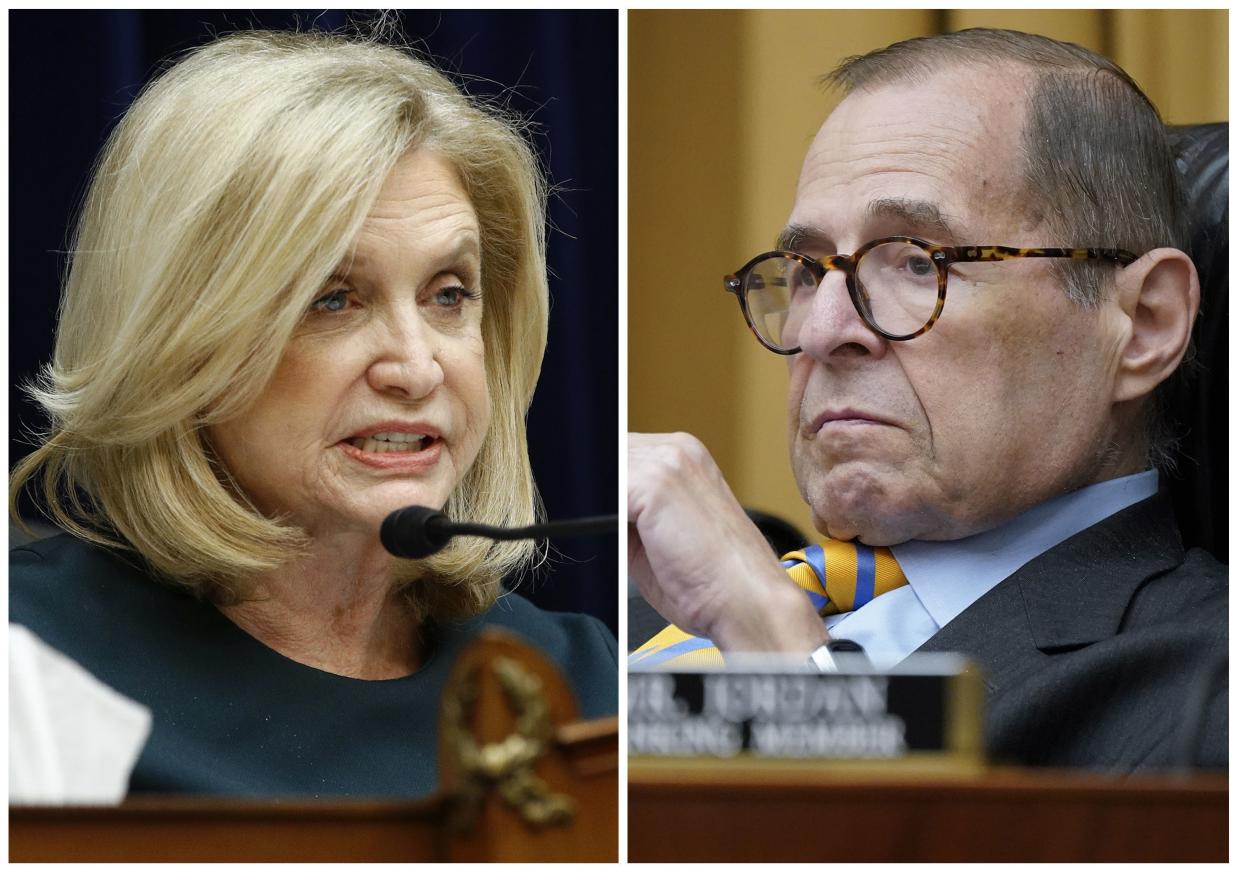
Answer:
[{"left": 447, "top": 515, "right": 617, "bottom": 541}]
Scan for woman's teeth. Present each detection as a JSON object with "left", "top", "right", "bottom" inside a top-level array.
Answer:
[{"left": 349, "top": 433, "right": 430, "bottom": 453}]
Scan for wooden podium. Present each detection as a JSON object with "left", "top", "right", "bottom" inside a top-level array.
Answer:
[
  {"left": 629, "top": 759, "right": 1227, "bottom": 862},
  {"left": 10, "top": 630, "right": 618, "bottom": 863}
]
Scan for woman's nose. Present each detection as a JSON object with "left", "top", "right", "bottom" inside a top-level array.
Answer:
[{"left": 366, "top": 309, "right": 445, "bottom": 400}]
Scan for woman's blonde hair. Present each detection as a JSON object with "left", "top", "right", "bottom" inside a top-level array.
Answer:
[{"left": 11, "top": 29, "right": 550, "bottom": 622}]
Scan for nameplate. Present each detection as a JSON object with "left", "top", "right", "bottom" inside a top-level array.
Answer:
[{"left": 628, "top": 654, "right": 982, "bottom": 762}]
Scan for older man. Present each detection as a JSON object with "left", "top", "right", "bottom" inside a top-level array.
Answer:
[{"left": 629, "top": 29, "right": 1226, "bottom": 770}]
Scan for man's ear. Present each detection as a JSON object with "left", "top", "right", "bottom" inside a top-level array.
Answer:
[{"left": 1112, "top": 247, "right": 1199, "bottom": 403}]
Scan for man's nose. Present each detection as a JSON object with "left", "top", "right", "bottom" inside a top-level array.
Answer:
[
  {"left": 366, "top": 308, "right": 445, "bottom": 400},
  {"left": 794, "top": 267, "right": 888, "bottom": 360}
]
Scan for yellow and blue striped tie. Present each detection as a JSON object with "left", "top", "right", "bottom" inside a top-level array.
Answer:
[{"left": 629, "top": 540, "right": 907, "bottom": 669}]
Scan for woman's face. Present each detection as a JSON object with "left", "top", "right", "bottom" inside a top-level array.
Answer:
[{"left": 209, "top": 149, "right": 490, "bottom": 542}]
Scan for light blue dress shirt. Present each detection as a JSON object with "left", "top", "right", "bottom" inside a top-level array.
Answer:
[{"left": 825, "top": 469, "right": 1159, "bottom": 670}]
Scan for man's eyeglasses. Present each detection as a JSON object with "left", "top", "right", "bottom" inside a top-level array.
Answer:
[{"left": 723, "top": 236, "right": 1138, "bottom": 353}]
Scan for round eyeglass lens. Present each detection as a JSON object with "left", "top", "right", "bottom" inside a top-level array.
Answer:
[
  {"left": 743, "top": 256, "right": 818, "bottom": 350},
  {"left": 856, "top": 241, "right": 941, "bottom": 337}
]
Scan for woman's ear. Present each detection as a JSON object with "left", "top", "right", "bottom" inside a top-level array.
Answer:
[{"left": 1112, "top": 248, "right": 1200, "bottom": 404}]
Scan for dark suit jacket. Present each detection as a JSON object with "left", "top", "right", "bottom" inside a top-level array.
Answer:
[
  {"left": 627, "top": 495, "right": 1228, "bottom": 771},
  {"left": 913, "top": 494, "right": 1227, "bottom": 772}
]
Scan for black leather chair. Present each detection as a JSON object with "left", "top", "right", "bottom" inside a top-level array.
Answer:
[{"left": 1164, "top": 123, "right": 1228, "bottom": 565}]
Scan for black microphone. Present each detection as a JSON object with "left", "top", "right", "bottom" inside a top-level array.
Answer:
[{"left": 380, "top": 505, "right": 617, "bottom": 559}]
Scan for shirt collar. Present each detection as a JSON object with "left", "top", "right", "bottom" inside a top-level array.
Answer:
[{"left": 888, "top": 470, "right": 1159, "bottom": 630}]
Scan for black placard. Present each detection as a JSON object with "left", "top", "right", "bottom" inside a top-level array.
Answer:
[{"left": 629, "top": 658, "right": 976, "bottom": 760}]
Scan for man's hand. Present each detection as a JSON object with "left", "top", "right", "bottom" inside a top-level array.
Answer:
[{"left": 628, "top": 432, "right": 828, "bottom": 655}]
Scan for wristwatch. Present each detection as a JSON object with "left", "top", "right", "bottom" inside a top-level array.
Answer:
[
  {"left": 807, "top": 641, "right": 838, "bottom": 672},
  {"left": 807, "top": 638, "right": 867, "bottom": 673}
]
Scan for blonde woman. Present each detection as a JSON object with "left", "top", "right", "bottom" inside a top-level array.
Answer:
[{"left": 10, "top": 30, "right": 617, "bottom": 796}]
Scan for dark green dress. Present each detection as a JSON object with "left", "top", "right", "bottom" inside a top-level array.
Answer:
[{"left": 10, "top": 535, "right": 618, "bottom": 798}]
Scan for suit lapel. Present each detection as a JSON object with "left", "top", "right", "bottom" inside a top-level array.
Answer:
[{"left": 912, "top": 495, "right": 1184, "bottom": 693}]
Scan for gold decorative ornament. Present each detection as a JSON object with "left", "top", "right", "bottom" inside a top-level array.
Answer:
[{"left": 445, "top": 655, "right": 575, "bottom": 830}]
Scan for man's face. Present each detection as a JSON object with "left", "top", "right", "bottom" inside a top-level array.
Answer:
[{"left": 785, "top": 65, "right": 1133, "bottom": 545}]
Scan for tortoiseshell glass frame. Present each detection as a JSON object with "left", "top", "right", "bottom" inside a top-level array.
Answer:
[{"left": 723, "top": 236, "right": 1139, "bottom": 353}]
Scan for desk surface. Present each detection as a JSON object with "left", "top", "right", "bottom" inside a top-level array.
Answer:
[{"left": 628, "top": 761, "right": 1227, "bottom": 862}]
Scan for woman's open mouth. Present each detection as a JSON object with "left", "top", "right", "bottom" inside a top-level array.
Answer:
[
  {"left": 345, "top": 432, "right": 436, "bottom": 453},
  {"left": 338, "top": 432, "right": 443, "bottom": 470}
]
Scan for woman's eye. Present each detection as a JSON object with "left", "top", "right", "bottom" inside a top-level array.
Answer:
[
  {"left": 432, "top": 284, "right": 481, "bottom": 309},
  {"left": 310, "top": 289, "right": 352, "bottom": 313}
]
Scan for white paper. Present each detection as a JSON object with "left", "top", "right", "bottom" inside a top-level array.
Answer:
[{"left": 9, "top": 624, "right": 152, "bottom": 804}]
